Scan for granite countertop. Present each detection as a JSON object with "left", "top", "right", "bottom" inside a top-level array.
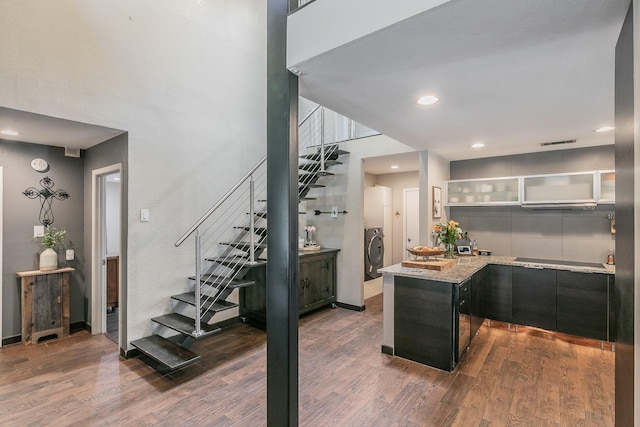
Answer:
[{"left": 379, "top": 255, "right": 614, "bottom": 284}]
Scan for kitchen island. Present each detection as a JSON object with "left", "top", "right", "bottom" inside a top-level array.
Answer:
[{"left": 380, "top": 256, "right": 614, "bottom": 371}]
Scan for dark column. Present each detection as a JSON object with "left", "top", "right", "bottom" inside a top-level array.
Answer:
[
  {"left": 266, "top": 0, "right": 299, "bottom": 425},
  {"left": 614, "top": 3, "right": 634, "bottom": 426}
]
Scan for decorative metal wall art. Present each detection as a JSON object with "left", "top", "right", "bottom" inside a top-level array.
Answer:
[{"left": 23, "top": 176, "right": 70, "bottom": 226}]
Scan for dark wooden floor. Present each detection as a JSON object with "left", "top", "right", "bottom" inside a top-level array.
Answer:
[{"left": 0, "top": 293, "right": 614, "bottom": 426}]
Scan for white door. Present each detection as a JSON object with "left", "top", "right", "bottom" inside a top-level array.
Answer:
[
  {"left": 403, "top": 188, "right": 419, "bottom": 260},
  {"left": 0, "top": 167, "right": 3, "bottom": 345}
]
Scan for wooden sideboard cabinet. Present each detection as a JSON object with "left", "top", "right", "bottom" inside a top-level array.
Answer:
[{"left": 17, "top": 267, "right": 73, "bottom": 344}]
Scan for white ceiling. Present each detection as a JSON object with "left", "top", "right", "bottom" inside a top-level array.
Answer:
[
  {"left": 295, "top": 0, "right": 629, "bottom": 166},
  {"left": 0, "top": 107, "right": 124, "bottom": 150}
]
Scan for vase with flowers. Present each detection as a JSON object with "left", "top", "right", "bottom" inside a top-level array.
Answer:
[
  {"left": 304, "top": 225, "right": 316, "bottom": 247},
  {"left": 432, "top": 220, "right": 466, "bottom": 259},
  {"left": 39, "top": 225, "right": 66, "bottom": 271}
]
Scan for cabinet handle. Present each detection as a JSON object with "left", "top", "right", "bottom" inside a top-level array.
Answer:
[{"left": 523, "top": 265, "right": 544, "bottom": 270}]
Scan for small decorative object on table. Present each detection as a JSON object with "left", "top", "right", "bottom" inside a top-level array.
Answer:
[
  {"left": 39, "top": 225, "right": 66, "bottom": 271},
  {"left": 406, "top": 246, "right": 445, "bottom": 260},
  {"left": 304, "top": 225, "right": 316, "bottom": 247},
  {"left": 432, "top": 220, "right": 467, "bottom": 259}
]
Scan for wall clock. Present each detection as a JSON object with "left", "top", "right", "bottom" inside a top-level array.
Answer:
[{"left": 30, "top": 158, "right": 48, "bottom": 172}]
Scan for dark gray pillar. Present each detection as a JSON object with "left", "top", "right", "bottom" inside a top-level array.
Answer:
[
  {"left": 614, "top": 3, "right": 634, "bottom": 426},
  {"left": 266, "top": 0, "right": 299, "bottom": 425}
]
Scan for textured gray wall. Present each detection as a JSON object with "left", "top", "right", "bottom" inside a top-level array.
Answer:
[
  {"left": 450, "top": 146, "right": 615, "bottom": 263},
  {"left": 83, "top": 134, "right": 127, "bottom": 342},
  {"left": 1, "top": 140, "right": 85, "bottom": 339}
]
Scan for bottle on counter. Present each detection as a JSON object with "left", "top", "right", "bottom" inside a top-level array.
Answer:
[
  {"left": 607, "top": 249, "right": 615, "bottom": 265},
  {"left": 471, "top": 239, "right": 478, "bottom": 255}
]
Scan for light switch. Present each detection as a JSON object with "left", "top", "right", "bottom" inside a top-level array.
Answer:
[
  {"left": 34, "top": 225, "right": 45, "bottom": 237},
  {"left": 331, "top": 206, "right": 339, "bottom": 218},
  {"left": 66, "top": 249, "right": 75, "bottom": 261},
  {"left": 140, "top": 208, "right": 150, "bottom": 222}
]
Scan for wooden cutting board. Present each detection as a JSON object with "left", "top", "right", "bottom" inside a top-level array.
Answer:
[{"left": 401, "top": 258, "right": 457, "bottom": 271}]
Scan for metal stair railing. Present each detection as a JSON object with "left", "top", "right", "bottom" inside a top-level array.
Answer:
[
  {"left": 175, "top": 156, "right": 267, "bottom": 337},
  {"left": 173, "top": 103, "right": 368, "bottom": 337}
]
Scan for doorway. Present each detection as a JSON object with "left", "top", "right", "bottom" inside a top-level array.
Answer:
[
  {"left": 0, "top": 167, "right": 3, "bottom": 345},
  {"left": 403, "top": 188, "right": 419, "bottom": 260},
  {"left": 91, "top": 164, "right": 122, "bottom": 346}
]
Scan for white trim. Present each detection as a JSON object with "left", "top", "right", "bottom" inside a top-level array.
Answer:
[
  {"left": 91, "top": 164, "right": 122, "bottom": 337},
  {"left": 0, "top": 167, "right": 3, "bottom": 345},
  {"left": 402, "top": 188, "right": 419, "bottom": 260}
]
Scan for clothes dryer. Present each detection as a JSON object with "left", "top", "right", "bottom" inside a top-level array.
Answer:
[{"left": 364, "top": 227, "right": 384, "bottom": 281}]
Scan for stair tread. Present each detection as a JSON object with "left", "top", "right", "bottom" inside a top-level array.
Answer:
[
  {"left": 219, "top": 241, "right": 267, "bottom": 249},
  {"left": 233, "top": 226, "right": 267, "bottom": 235},
  {"left": 300, "top": 197, "right": 316, "bottom": 201},
  {"left": 131, "top": 335, "right": 200, "bottom": 370},
  {"left": 151, "top": 313, "right": 221, "bottom": 338},
  {"left": 206, "top": 257, "right": 266, "bottom": 267},
  {"left": 171, "top": 292, "right": 240, "bottom": 313},
  {"left": 299, "top": 183, "right": 325, "bottom": 188},
  {"left": 188, "top": 274, "right": 255, "bottom": 288}
]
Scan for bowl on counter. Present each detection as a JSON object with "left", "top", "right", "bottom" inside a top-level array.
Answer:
[{"left": 406, "top": 247, "right": 446, "bottom": 259}]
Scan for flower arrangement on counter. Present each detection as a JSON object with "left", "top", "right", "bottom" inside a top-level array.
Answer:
[{"left": 432, "top": 220, "right": 467, "bottom": 258}]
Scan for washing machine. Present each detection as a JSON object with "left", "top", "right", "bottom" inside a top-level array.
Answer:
[{"left": 364, "top": 227, "right": 384, "bottom": 281}]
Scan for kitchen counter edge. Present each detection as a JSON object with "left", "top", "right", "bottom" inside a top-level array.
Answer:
[{"left": 379, "top": 256, "right": 614, "bottom": 284}]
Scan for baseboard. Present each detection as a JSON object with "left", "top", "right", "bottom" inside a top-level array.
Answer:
[
  {"left": 70, "top": 321, "right": 88, "bottom": 333},
  {"left": 381, "top": 345, "right": 394, "bottom": 355},
  {"left": 336, "top": 302, "right": 366, "bottom": 312},
  {"left": 2, "top": 335, "right": 21, "bottom": 346}
]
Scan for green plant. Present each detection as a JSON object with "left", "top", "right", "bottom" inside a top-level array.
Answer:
[{"left": 41, "top": 226, "right": 66, "bottom": 249}]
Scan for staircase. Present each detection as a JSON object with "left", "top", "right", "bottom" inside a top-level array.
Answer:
[{"left": 131, "top": 135, "right": 349, "bottom": 370}]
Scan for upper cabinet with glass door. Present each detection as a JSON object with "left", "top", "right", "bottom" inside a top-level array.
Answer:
[
  {"left": 521, "top": 171, "right": 597, "bottom": 206},
  {"left": 597, "top": 170, "right": 615, "bottom": 204},
  {"left": 445, "top": 177, "right": 521, "bottom": 206}
]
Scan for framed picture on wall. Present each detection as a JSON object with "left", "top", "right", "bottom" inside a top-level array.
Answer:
[{"left": 433, "top": 186, "right": 442, "bottom": 218}]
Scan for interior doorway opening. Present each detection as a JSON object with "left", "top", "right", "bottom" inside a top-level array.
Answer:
[{"left": 91, "top": 164, "right": 122, "bottom": 346}]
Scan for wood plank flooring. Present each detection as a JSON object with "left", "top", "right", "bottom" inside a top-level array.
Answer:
[{"left": 0, "top": 293, "right": 614, "bottom": 426}]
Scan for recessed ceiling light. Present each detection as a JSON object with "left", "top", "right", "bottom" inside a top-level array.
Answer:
[
  {"left": 471, "top": 143, "right": 485, "bottom": 148},
  {"left": 1, "top": 129, "right": 19, "bottom": 136},
  {"left": 594, "top": 126, "right": 615, "bottom": 133},
  {"left": 417, "top": 95, "right": 440, "bottom": 105},
  {"left": 390, "top": 165, "right": 399, "bottom": 169}
]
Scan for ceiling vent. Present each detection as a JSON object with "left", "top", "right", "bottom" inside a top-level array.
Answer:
[
  {"left": 64, "top": 147, "right": 81, "bottom": 158},
  {"left": 540, "top": 139, "right": 577, "bottom": 147}
]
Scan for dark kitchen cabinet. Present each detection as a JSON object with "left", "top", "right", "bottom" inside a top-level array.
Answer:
[
  {"left": 471, "top": 267, "right": 488, "bottom": 337},
  {"left": 512, "top": 266, "right": 557, "bottom": 331},
  {"left": 394, "top": 276, "right": 458, "bottom": 371},
  {"left": 299, "top": 250, "right": 337, "bottom": 314},
  {"left": 556, "top": 270, "right": 609, "bottom": 341},
  {"left": 484, "top": 264, "right": 512, "bottom": 322},
  {"left": 608, "top": 275, "right": 615, "bottom": 342}
]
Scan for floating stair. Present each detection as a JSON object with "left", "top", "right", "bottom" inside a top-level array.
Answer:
[
  {"left": 171, "top": 292, "right": 239, "bottom": 313},
  {"left": 151, "top": 312, "right": 221, "bottom": 337},
  {"left": 130, "top": 335, "right": 200, "bottom": 370},
  {"left": 132, "top": 143, "right": 349, "bottom": 371}
]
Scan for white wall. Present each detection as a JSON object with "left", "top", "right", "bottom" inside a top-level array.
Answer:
[
  {"left": 287, "top": 0, "right": 450, "bottom": 67},
  {"left": 370, "top": 172, "right": 419, "bottom": 264},
  {"left": 423, "top": 150, "right": 451, "bottom": 245},
  {"left": 0, "top": 1, "right": 267, "bottom": 345},
  {"left": 304, "top": 134, "right": 414, "bottom": 308},
  {"left": 105, "top": 180, "right": 121, "bottom": 256}
]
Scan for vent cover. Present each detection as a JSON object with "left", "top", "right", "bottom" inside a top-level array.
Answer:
[
  {"left": 64, "top": 147, "right": 81, "bottom": 158},
  {"left": 540, "top": 139, "right": 577, "bottom": 147}
]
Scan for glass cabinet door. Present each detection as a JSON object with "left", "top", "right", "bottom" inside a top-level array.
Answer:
[
  {"left": 598, "top": 171, "right": 615, "bottom": 204},
  {"left": 445, "top": 177, "right": 520, "bottom": 206},
  {"left": 521, "top": 172, "right": 597, "bottom": 204}
]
